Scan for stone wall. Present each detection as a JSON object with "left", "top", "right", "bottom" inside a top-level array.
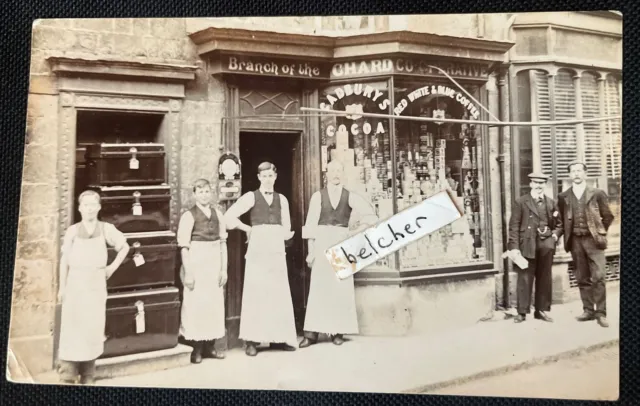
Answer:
[{"left": 12, "top": 18, "right": 204, "bottom": 376}]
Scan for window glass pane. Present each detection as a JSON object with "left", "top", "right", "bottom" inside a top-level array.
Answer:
[
  {"left": 319, "top": 80, "right": 392, "bottom": 269},
  {"left": 393, "top": 80, "right": 487, "bottom": 269}
]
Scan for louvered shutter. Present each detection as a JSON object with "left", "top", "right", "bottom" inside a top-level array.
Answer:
[
  {"left": 581, "top": 72, "right": 603, "bottom": 177},
  {"left": 604, "top": 76, "right": 621, "bottom": 179},
  {"left": 553, "top": 70, "right": 579, "bottom": 177},
  {"left": 532, "top": 70, "right": 553, "bottom": 175}
]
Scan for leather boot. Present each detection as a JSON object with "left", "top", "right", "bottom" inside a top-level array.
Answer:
[
  {"left": 202, "top": 340, "right": 226, "bottom": 359},
  {"left": 332, "top": 334, "right": 345, "bottom": 345},
  {"left": 191, "top": 341, "right": 203, "bottom": 364},
  {"left": 576, "top": 311, "right": 595, "bottom": 322},
  {"left": 245, "top": 342, "right": 258, "bottom": 357},
  {"left": 514, "top": 314, "right": 526, "bottom": 323}
]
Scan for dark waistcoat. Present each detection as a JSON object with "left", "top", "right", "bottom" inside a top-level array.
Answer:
[
  {"left": 570, "top": 192, "right": 589, "bottom": 235},
  {"left": 250, "top": 190, "right": 282, "bottom": 226},
  {"left": 190, "top": 205, "right": 221, "bottom": 241},
  {"left": 318, "top": 187, "right": 352, "bottom": 227}
]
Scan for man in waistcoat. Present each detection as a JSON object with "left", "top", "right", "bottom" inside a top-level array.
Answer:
[
  {"left": 557, "top": 162, "right": 614, "bottom": 327},
  {"left": 299, "top": 160, "right": 378, "bottom": 348},
  {"left": 224, "top": 162, "right": 298, "bottom": 356},
  {"left": 507, "top": 172, "right": 562, "bottom": 323}
]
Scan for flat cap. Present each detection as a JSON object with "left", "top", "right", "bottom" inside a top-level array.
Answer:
[{"left": 528, "top": 172, "right": 549, "bottom": 181}]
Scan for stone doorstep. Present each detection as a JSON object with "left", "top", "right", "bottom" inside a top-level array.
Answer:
[
  {"left": 95, "top": 344, "right": 193, "bottom": 380},
  {"left": 405, "top": 338, "right": 620, "bottom": 395}
]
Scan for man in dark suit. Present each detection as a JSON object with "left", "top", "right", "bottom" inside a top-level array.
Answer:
[
  {"left": 508, "top": 172, "right": 562, "bottom": 323},
  {"left": 557, "top": 162, "right": 614, "bottom": 328}
]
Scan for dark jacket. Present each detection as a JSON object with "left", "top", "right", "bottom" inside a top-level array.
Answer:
[
  {"left": 557, "top": 186, "right": 614, "bottom": 252},
  {"left": 508, "top": 194, "right": 563, "bottom": 259}
]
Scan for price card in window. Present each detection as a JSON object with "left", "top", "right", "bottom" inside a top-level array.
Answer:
[{"left": 129, "top": 158, "right": 139, "bottom": 170}]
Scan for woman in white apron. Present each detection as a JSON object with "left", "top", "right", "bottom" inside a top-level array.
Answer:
[
  {"left": 57, "top": 190, "right": 129, "bottom": 385},
  {"left": 178, "top": 179, "right": 228, "bottom": 363},
  {"left": 300, "top": 160, "right": 378, "bottom": 348},
  {"left": 224, "top": 162, "right": 298, "bottom": 356}
]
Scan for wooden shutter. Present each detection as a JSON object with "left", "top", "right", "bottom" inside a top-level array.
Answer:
[
  {"left": 553, "top": 70, "right": 579, "bottom": 177},
  {"left": 532, "top": 70, "right": 553, "bottom": 175},
  {"left": 581, "top": 72, "right": 603, "bottom": 177},
  {"left": 604, "top": 75, "right": 621, "bottom": 179}
]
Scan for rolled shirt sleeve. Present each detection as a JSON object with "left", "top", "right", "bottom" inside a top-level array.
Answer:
[
  {"left": 224, "top": 192, "right": 255, "bottom": 230},
  {"left": 103, "top": 223, "right": 128, "bottom": 251},
  {"left": 302, "top": 192, "right": 322, "bottom": 239},
  {"left": 177, "top": 210, "right": 195, "bottom": 249},
  {"left": 61, "top": 224, "right": 77, "bottom": 257},
  {"left": 279, "top": 194, "right": 293, "bottom": 233},
  {"left": 214, "top": 207, "right": 228, "bottom": 241}
]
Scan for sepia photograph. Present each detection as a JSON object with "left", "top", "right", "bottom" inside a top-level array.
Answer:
[{"left": 7, "top": 11, "right": 621, "bottom": 400}]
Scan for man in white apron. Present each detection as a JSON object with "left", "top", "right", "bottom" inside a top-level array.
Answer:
[
  {"left": 57, "top": 190, "right": 129, "bottom": 385},
  {"left": 177, "top": 179, "right": 228, "bottom": 363},
  {"left": 299, "top": 160, "right": 378, "bottom": 348},
  {"left": 224, "top": 162, "right": 298, "bottom": 356}
]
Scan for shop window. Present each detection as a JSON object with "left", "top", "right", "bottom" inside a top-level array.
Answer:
[
  {"left": 319, "top": 80, "right": 393, "bottom": 269},
  {"left": 393, "top": 81, "right": 487, "bottom": 269}
]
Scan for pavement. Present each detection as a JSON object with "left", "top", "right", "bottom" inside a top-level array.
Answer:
[
  {"left": 95, "top": 285, "right": 620, "bottom": 394},
  {"left": 427, "top": 344, "right": 619, "bottom": 400}
]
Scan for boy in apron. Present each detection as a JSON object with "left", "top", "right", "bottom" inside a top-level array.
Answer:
[
  {"left": 224, "top": 162, "right": 298, "bottom": 356},
  {"left": 299, "top": 160, "right": 378, "bottom": 348},
  {"left": 57, "top": 190, "right": 129, "bottom": 385},
  {"left": 177, "top": 178, "right": 228, "bottom": 363}
]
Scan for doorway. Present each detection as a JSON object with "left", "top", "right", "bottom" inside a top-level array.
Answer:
[{"left": 225, "top": 131, "right": 307, "bottom": 348}]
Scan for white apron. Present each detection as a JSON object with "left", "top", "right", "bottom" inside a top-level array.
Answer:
[
  {"left": 239, "top": 225, "right": 298, "bottom": 345},
  {"left": 179, "top": 240, "right": 225, "bottom": 341},
  {"left": 58, "top": 223, "right": 108, "bottom": 362},
  {"left": 304, "top": 225, "right": 359, "bottom": 335}
]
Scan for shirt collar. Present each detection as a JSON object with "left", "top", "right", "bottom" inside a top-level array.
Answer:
[
  {"left": 328, "top": 183, "right": 343, "bottom": 193},
  {"left": 260, "top": 188, "right": 274, "bottom": 195},
  {"left": 573, "top": 182, "right": 587, "bottom": 196},
  {"left": 196, "top": 202, "right": 211, "bottom": 212}
]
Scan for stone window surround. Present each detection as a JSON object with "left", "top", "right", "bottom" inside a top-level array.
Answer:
[{"left": 46, "top": 55, "right": 198, "bottom": 257}]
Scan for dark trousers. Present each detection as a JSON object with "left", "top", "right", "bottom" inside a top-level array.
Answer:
[
  {"left": 58, "top": 359, "right": 96, "bottom": 384},
  {"left": 570, "top": 234, "right": 607, "bottom": 317},
  {"left": 517, "top": 239, "right": 554, "bottom": 314}
]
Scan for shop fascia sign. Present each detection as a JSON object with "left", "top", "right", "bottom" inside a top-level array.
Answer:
[
  {"left": 330, "top": 58, "right": 489, "bottom": 81},
  {"left": 220, "top": 55, "right": 328, "bottom": 79}
]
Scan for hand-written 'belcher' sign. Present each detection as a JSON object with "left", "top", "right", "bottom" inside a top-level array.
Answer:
[{"left": 325, "top": 190, "right": 463, "bottom": 279}]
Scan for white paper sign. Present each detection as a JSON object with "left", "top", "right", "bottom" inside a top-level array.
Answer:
[
  {"left": 133, "top": 253, "right": 145, "bottom": 267},
  {"left": 325, "top": 190, "right": 463, "bottom": 279},
  {"left": 132, "top": 204, "right": 142, "bottom": 216},
  {"left": 135, "top": 312, "right": 146, "bottom": 334},
  {"left": 129, "top": 158, "right": 139, "bottom": 170}
]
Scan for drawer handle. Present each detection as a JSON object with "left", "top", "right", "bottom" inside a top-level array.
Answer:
[
  {"left": 129, "top": 147, "right": 139, "bottom": 170},
  {"left": 132, "top": 191, "right": 142, "bottom": 216},
  {"left": 134, "top": 300, "right": 146, "bottom": 334}
]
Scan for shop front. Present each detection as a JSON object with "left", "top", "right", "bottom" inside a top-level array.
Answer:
[{"left": 191, "top": 27, "right": 514, "bottom": 341}]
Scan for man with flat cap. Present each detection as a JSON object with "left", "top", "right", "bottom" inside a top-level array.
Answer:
[
  {"left": 507, "top": 172, "right": 562, "bottom": 323},
  {"left": 556, "top": 162, "right": 614, "bottom": 328}
]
